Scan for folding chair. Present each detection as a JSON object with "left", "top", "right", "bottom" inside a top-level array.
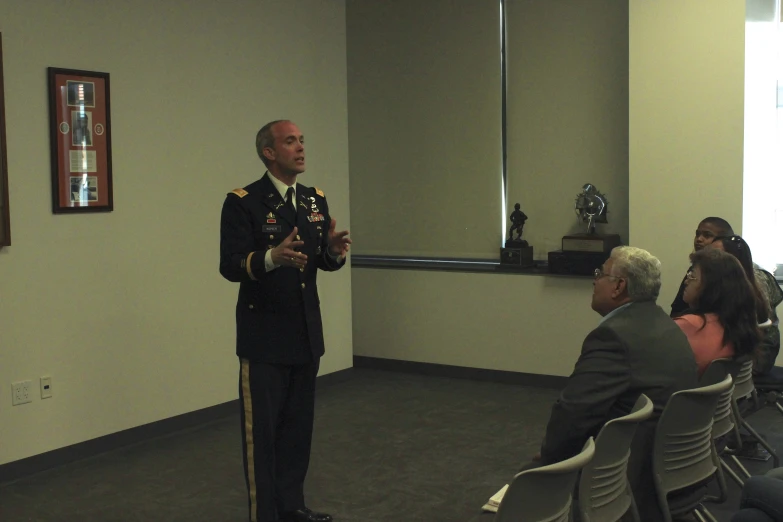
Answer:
[
  {"left": 753, "top": 366, "right": 783, "bottom": 416},
  {"left": 652, "top": 374, "right": 733, "bottom": 522},
  {"left": 496, "top": 438, "right": 595, "bottom": 522},
  {"left": 729, "top": 359, "right": 780, "bottom": 475},
  {"left": 700, "top": 358, "right": 746, "bottom": 490},
  {"left": 578, "top": 394, "right": 653, "bottom": 522}
]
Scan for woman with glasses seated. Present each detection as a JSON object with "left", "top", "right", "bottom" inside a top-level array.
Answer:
[
  {"left": 673, "top": 248, "right": 761, "bottom": 377},
  {"left": 711, "top": 235, "right": 781, "bottom": 375}
]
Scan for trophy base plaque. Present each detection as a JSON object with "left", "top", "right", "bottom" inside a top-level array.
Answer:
[
  {"left": 500, "top": 240, "right": 534, "bottom": 268},
  {"left": 562, "top": 233, "right": 621, "bottom": 254}
]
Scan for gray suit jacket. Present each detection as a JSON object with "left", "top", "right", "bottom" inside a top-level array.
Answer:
[
  {"left": 540, "top": 300, "right": 697, "bottom": 463},
  {"left": 539, "top": 300, "right": 698, "bottom": 521}
]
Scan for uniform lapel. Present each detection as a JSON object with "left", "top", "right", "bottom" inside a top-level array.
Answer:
[
  {"left": 295, "top": 186, "right": 311, "bottom": 236},
  {"left": 259, "top": 174, "right": 296, "bottom": 226}
]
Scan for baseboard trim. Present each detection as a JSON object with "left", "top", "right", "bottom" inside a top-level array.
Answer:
[
  {"left": 316, "top": 366, "right": 354, "bottom": 388},
  {"left": 0, "top": 366, "right": 354, "bottom": 485},
  {"left": 353, "top": 355, "right": 568, "bottom": 389}
]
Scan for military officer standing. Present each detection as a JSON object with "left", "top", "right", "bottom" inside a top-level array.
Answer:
[{"left": 219, "top": 120, "right": 351, "bottom": 522}]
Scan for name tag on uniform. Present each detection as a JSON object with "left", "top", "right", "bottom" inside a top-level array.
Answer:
[{"left": 262, "top": 224, "right": 282, "bottom": 233}]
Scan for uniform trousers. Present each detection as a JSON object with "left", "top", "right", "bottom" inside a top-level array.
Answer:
[{"left": 239, "top": 357, "right": 320, "bottom": 522}]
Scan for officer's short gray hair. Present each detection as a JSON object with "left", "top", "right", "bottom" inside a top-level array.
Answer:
[
  {"left": 610, "top": 246, "right": 662, "bottom": 301},
  {"left": 255, "top": 120, "right": 286, "bottom": 167}
]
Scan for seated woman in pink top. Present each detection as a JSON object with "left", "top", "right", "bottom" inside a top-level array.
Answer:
[{"left": 674, "top": 248, "right": 761, "bottom": 376}]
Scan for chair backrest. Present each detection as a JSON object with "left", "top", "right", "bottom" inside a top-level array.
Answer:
[
  {"left": 653, "top": 374, "right": 733, "bottom": 497},
  {"left": 699, "top": 359, "right": 738, "bottom": 439},
  {"left": 700, "top": 358, "right": 735, "bottom": 386},
  {"left": 711, "top": 374, "right": 736, "bottom": 439},
  {"left": 578, "top": 394, "right": 654, "bottom": 522},
  {"left": 733, "top": 358, "right": 755, "bottom": 400},
  {"left": 496, "top": 438, "right": 596, "bottom": 522}
]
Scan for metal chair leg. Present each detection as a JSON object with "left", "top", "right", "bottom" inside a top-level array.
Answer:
[
  {"left": 729, "top": 454, "right": 753, "bottom": 479},
  {"left": 693, "top": 508, "right": 708, "bottom": 522},
  {"left": 720, "top": 458, "right": 746, "bottom": 488},
  {"left": 703, "top": 451, "right": 729, "bottom": 504},
  {"left": 697, "top": 504, "right": 719, "bottom": 522}
]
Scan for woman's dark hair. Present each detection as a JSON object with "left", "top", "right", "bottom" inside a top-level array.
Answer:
[
  {"left": 686, "top": 248, "right": 761, "bottom": 358},
  {"left": 713, "top": 235, "right": 770, "bottom": 323}
]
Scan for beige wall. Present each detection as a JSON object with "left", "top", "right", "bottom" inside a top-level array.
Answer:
[
  {"left": 0, "top": 0, "right": 351, "bottom": 465},
  {"left": 351, "top": 0, "right": 759, "bottom": 373},
  {"left": 506, "top": 0, "right": 629, "bottom": 256},
  {"left": 629, "top": 0, "right": 745, "bottom": 302},
  {"left": 353, "top": 269, "right": 595, "bottom": 376}
]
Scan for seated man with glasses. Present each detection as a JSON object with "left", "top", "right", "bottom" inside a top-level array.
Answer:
[{"left": 523, "top": 246, "right": 698, "bottom": 521}]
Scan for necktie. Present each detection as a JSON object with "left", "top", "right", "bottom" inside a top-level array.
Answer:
[{"left": 286, "top": 187, "right": 295, "bottom": 212}]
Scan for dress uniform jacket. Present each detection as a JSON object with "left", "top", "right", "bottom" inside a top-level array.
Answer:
[{"left": 219, "top": 173, "right": 344, "bottom": 364}]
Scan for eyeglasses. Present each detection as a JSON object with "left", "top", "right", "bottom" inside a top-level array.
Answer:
[
  {"left": 594, "top": 268, "right": 621, "bottom": 280},
  {"left": 685, "top": 270, "right": 698, "bottom": 282}
]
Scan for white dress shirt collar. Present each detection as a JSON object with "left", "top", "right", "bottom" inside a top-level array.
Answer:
[{"left": 266, "top": 171, "right": 295, "bottom": 202}]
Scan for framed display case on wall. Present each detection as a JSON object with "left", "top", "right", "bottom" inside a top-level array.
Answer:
[{"left": 47, "top": 67, "right": 113, "bottom": 214}]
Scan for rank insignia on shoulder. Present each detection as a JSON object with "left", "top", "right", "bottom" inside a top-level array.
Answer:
[
  {"left": 230, "top": 188, "right": 249, "bottom": 198},
  {"left": 315, "top": 187, "right": 324, "bottom": 197}
]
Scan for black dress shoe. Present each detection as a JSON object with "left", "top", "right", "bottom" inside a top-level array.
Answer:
[{"left": 279, "top": 507, "right": 333, "bottom": 522}]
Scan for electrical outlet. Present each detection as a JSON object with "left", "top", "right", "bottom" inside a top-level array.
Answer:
[
  {"left": 12, "top": 380, "right": 32, "bottom": 406},
  {"left": 40, "top": 376, "right": 52, "bottom": 399}
]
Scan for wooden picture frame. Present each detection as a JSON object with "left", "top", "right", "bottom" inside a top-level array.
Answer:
[
  {"left": 47, "top": 67, "right": 113, "bottom": 214},
  {"left": 0, "top": 33, "right": 10, "bottom": 247}
]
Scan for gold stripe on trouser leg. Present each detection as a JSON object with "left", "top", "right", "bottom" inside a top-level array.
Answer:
[{"left": 241, "top": 359, "right": 257, "bottom": 522}]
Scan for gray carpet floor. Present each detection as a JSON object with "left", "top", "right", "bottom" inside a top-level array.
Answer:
[{"left": 1, "top": 368, "right": 782, "bottom": 522}]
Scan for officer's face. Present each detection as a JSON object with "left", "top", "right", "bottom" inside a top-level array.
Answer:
[{"left": 266, "top": 121, "right": 305, "bottom": 176}]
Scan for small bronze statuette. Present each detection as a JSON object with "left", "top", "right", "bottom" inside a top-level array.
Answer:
[
  {"left": 500, "top": 202, "right": 533, "bottom": 268},
  {"left": 507, "top": 203, "right": 529, "bottom": 246}
]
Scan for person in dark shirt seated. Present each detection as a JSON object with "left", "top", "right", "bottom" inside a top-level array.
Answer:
[
  {"left": 522, "top": 246, "right": 698, "bottom": 521},
  {"left": 671, "top": 217, "right": 734, "bottom": 317}
]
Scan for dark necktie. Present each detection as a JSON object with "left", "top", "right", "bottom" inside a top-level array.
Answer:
[{"left": 286, "top": 187, "right": 295, "bottom": 212}]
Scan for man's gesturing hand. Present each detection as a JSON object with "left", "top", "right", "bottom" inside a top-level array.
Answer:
[
  {"left": 327, "top": 219, "right": 352, "bottom": 257},
  {"left": 271, "top": 227, "right": 307, "bottom": 269}
]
